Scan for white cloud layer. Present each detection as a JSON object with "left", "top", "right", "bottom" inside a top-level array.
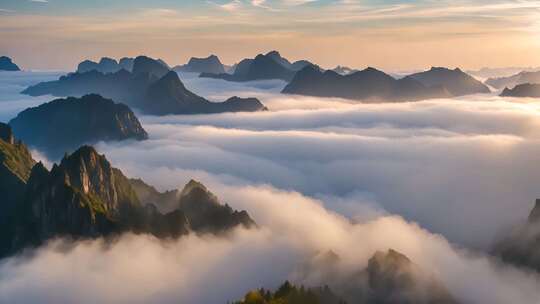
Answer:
[{"left": 2, "top": 72, "right": 540, "bottom": 303}]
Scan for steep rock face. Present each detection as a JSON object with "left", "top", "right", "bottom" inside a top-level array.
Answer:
[
  {"left": 408, "top": 67, "right": 490, "bottom": 96},
  {"left": 500, "top": 83, "right": 540, "bottom": 97},
  {"left": 494, "top": 200, "right": 540, "bottom": 272},
  {"left": 486, "top": 70, "right": 540, "bottom": 89},
  {"left": 0, "top": 123, "right": 35, "bottom": 257},
  {"left": 0, "top": 56, "right": 21, "bottom": 71},
  {"left": 283, "top": 66, "right": 450, "bottom": 102},
  {"left": 9, "top": 94, "right": 148, "bottom": 158},
  {"left": 174, "top": 55, "right": 226, "bottom": 74},
  {"left": 22, "top": 59, "right": 267, "bottom": 115}
]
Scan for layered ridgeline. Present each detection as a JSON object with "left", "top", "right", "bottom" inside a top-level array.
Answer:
[
  {"left": 0, "top": 56, "right": 21, "bottom": 71},
  {"left": 22, "top": 56, "right": 267, "bottom": 115},
  {"left": 494, "top": 200, "right": 540, "bottom": 272},
  {"left": 9, "top": 94, "right": 148, "bottom": 158},
  {"left": 500, "top": 83, "right": 540, "bottom": 97},
  {"left": 235, "top": 249, "right": 459, "bottom": 304},
  {"left": 283, "top": 66, "right": 489, "bottom": 102},
  {"left": 174, "top": 55, "right": 226, "bottom": 74},
  {"left": 485, "top": 70, "right": 540, "bottom": 90},
  {"left": 77, "top": 57, "right": 135, "bottom": 74},
  {"left": 0, "top": 130, "right": 256, "bottom": 258},
  {"left": 200, "top": 51, "right": 318, "bottom": 82}
]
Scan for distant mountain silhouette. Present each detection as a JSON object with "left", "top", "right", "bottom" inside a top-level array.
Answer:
[
  {"left": 408, "top": 67, "right": 490, "bottom": 96},
  {"left": 22, "top": 56, "right": 267, "bottom": 115},
  {"left": 174, "top": 55, "right": 226, "bottom": 74},
  {"left": 76, "top": 57, "right": 134, "bottom": 73},
  {"left": 501, "top": 83, "right": 540, "bottom": 97},
  {"left": 9, "top": 94, "right": 148, "bottom": 158},
  {"left": 0, "top": 56, "right": 20, "bottom": 71},
  {"left": 0, "top": 141, "right": 257, "bottom": 258},
  {"left": 131, "top": 55, "right": 170, "bottom": 78},
  {"left": 142, "top": 71, "right": 267, "bottom": 115},
  {"left": 486, "top": 70, "right": 540, "bottom": 89},
  {"left": 284, "top": 66, "right": 491, "bottom": 101},
  {"left": 200, "top": 51, "right": 318, "bottom": 82},
  {"left": 77, "top": 57, "right": 123, "bottom": 74},
  {"left": 283, "top": 66, "right": 451, "bottom": 102}
]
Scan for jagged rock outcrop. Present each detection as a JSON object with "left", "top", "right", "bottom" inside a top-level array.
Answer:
[
  {"left": 0, "top": 142, "right": 258, "bottom": 259},
  {"left": 500, "top": 83, "right": 540, "bottom": 97},
  {"left": 407, "top": 67, "right": 490, "bottom": 96},
  {"left": 174, "top": 55, "right": 226, "bottom": 74},
  {"left": 200, "top": 51, "right": 318, "bottom": 82},
  {"left": 22, "top": 57, "right": 267, "bottom": 115},
  {"left": 283, "top": 66, "right": 451, "bottom": 102},
  {"left": 0, "top": 56, "right": 20, "bottom": 71},
  {"left": 9, "top": 94, "right": 148, "bottom": 158},
  {"left": 486, "top": 70, "right": 540, "bottom": 89},
  {"left": 494, "top": 200, "right": 540, "bottom": 272}
]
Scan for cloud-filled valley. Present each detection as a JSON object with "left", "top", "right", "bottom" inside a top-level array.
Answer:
[{"left": 2, "top": 70, "right": 540, "bottom": 303}]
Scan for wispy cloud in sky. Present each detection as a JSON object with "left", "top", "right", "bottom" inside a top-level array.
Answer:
[{"left": 1, "top": 0, "right": 539, "bottom": 69}]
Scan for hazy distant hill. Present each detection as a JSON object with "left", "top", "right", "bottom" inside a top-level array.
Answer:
[
  {"left": 282, "top": 66, "right": 451, "bottom": 102},
  {"left": 235, "top": 249, "right": 459, "bottom": 304},
  {"left": 174, "top": 55, "right": 226, "bottom": 74},
  {"left": 22, "top": 56, "right": 267, "bottom": 115},
  {"left": 283, "top": 66, "right": 489, "bottom": 102},
  {"left": 486, "top": 70, "right": 540, "bottom": 89},
  {"left": 494, "top": 200, "right": 540, "bottom": 272},
  {"left": 200, "top": 51, "right": 319, "bottom": 82},
  {"left": 0, "top": 56, "right": 20, "bottom": 71},
  {"left": 9, "top": 94, "right": 148, "bottom": 158},
  {"left": 501, "top": 83, "right": 540, "bottom": 97}
]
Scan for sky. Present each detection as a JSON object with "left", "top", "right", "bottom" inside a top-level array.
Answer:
[{"left": 1, "top": 0, "right": 540, "bottom": 71}]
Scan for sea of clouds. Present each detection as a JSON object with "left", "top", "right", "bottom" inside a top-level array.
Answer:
[{"left": 1, "top": 71, "right": 540, "bottom": 303}]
